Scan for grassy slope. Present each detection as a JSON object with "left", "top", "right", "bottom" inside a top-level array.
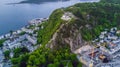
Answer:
[{"left": 37, "top": 9, "right": 64, "bottom": 45}]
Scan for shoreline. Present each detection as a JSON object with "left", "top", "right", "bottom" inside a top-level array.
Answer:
[
  {"left": 0, "top": 0, "right": 100, "bottom": 40},
  {"left": 0, "top": 18, "right": 48, "bottom": 40},
  {"left": 0, "top": 17, "right": 48, "bottom": 67}
]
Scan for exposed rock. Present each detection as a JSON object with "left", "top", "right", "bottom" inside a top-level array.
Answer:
[{"left": 47, "top": 20, "right": 87, "bottom": 52}]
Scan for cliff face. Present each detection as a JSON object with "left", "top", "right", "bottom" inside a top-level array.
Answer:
[
  {"left": 48, "top": 23, "right": 87, "bottom": 51},
  {"left": 47, "top": 12, "right": 87, "bottom": 51}
]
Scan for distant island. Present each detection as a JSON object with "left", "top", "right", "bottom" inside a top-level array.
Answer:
[
  {"left": 15, "top": 0, "right": 69, "bottom": 4},
  {"left": 10, "top": 0, "right": 99, "bottom": 4}
]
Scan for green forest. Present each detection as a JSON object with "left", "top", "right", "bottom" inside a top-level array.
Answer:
[{"left": 64, "top": 0, "right": 120, "bottom": 41}]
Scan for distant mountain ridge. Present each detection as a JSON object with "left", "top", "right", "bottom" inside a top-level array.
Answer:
[{"left": 18, "top": 0, "right": 69, "bottom": 4}]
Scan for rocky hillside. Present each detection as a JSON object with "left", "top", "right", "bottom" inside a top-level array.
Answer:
[
  {"left": 47, "top": 12, "right": 87, "bottom": 51},
  {"left": 47, "top": 1, "right": 120, "bottom": 52}
]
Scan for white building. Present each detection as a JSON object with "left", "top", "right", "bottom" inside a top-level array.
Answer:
[
  {"left": 5, "top": 33, "right": 11, "bottom": 38},
  {"left": 10, "top": 52, "right": 14, "bottom": 58},
  {"left": 108, "top": 36, "right": 118, "bottom": 40},
  {"left": 0, "top": 63, "right": 3, "bottom": 67},
  {"left": 17, "top": 30, "right": 22, "bottom": 34},
  {"left": 116, "top": 30, "right": 120, "bottom": 34},
  {"left": 61, "top": 12, "right": 74, "bottom": 21},
  {"left": 0, "top": 36, "right": 4, "bottom": 40},
  {"left": 26, "top": 35, "right": 37, "bottom": 45},
  {"left": 9, "top": 43, "right": 21, "bottom": 49}
]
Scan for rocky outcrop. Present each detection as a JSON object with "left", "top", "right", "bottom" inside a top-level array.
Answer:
[{"left": 47, "top": 18, "right": 87, "bottom": 52}]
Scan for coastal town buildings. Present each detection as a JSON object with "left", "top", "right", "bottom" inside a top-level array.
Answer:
[
  {"left": 26, "top": 34, "right": 37, "bottom": 45},
  {"left": 75, "top": 27, "right": 120, "bottom": 67},
  {"left": 0, "top": 18, "right": 47, "bottom": 67}
]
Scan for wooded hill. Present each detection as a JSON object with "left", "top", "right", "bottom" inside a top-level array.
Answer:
[{"left": 11, "top": 0, "right": 120, "bottom": 67}]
